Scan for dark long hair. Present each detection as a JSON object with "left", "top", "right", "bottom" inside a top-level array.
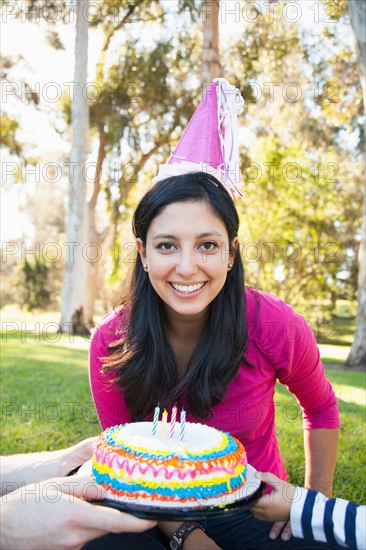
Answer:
[{"left": 103, "top": 172, "right": 248, "bottom": 421}]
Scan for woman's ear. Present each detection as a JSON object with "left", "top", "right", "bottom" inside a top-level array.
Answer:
[
  {"left": 136, "top": 238, "right": 147, "bottom": 266},
  {"left": 229, "top": 236, "right": 239, "bottom": 266}
]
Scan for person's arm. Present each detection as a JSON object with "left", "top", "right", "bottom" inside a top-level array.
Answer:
[
  {"left": 253, "top": 472, "right": 366, "bottom": 550},
  {"left": 290, "top": 486, "right": 365, "bottom": 550},
  {"left": 0, "top": 475, "right": 156, "bottom": 549},
  {"left": 89, "top": 313, "right": 132, "bottom": 429},
  {"left": 304, "top": 427, "right": 339, "bottom": 497},
  {"left": 0, "top": 438, "right": 96, "bottom": 496}
]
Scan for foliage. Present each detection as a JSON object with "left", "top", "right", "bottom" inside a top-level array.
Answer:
[
  {"left": 0, "top": 53, "right": 40, "bottom": 158},
  {"left": 237, "top": 135, "right": 362, "bottom": 316},
  {"left": 220, "top": 3, "right": 363, "bottom": 318},
  {"left": 16, "top": 257, "right": 52, "bottom": 311},
  {"left": 0, "top": 113, "right": 22, "bottom": 156}
]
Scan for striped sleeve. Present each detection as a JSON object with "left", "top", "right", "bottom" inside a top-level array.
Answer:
[{"left": 290, "top": 488, "right": 366, "bottom": 550}]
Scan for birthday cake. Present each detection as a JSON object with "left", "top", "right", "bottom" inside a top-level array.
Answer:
[{"left": 92, "top": 420, "right": 248, "bottom": 508}]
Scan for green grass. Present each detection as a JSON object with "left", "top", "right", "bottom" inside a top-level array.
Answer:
[
  {"left": 275, "top": 369, "right": 366, "bottom": 502},
  {"left": 0, "top": 332, "right": 98, "bottom": 452},
  {"left": 316, "top": 316, "right": 356, "bottom": 346},
  {"left": 1, "top": 329, "right": 365, "bottom": 503}
]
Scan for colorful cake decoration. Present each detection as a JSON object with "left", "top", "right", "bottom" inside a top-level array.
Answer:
[
  {"left": 161, "top": 409, "right": 168, "bottom": 441},
  {"left": 170, "top": 404, "right": 177, "bottom": 438},
  {"left": 151, "top": 405, "right": 186, "bottom": 442},
  {"left": 152, "top": 404, "right": 160, "bottom": 436},
  {"left": 180, "top": 408, "right": 186, "bottom": 442},
  {"left": 91, "top": 420, "right": 248, "bottom": 508}
]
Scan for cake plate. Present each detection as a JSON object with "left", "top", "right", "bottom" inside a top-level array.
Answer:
[{"left": 79, "top": 463, "right": 266, "bottom": 521}]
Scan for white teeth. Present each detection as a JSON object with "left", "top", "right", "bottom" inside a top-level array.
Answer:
[{"left": 172, "top": 283, "right": 205, "bottom": 293}]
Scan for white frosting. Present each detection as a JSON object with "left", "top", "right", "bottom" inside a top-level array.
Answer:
[{"left": 115, "top": 421, "right": 224, "bottom": 456}]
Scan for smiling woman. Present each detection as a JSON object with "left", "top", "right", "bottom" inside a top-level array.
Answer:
[
  {"left": 88, "top": 171, "right": 340, "bottom": 550},
  {"left": 136, "top": 200, "right": 237, "bottom": 320},
  {"left": 97, "top": 172, "right": 246, "bottom": 422}
]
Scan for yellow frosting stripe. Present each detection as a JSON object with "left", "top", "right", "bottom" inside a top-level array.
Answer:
[
  {"left": 93, "top": 457, "right": 245, "bottom": 476},
  {"left": 93, "top": 458, "right": 246, "bottom": 490},
  {"left": 102, "top": 475, "right": 242, "bottom": 490}
]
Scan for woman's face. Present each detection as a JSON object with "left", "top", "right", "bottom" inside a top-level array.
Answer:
[{"left": 137, "top": 200, "right": 238, "bottom": 321}]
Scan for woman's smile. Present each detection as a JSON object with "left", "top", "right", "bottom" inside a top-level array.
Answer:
[{"left": 169, "top": 281, "right": 207, "bottom": 296}]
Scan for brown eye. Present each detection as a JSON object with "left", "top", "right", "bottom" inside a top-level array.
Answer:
[
  {"left": 199, "top": 241, "right": 218, "bottom": 252},
  {"left": 157, "top": 242, "right": 177, "bottom": 251}
]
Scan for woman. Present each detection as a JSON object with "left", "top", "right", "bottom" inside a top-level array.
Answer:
[{"left": 89, "top": 172, "right": 340, "bottom": 550}]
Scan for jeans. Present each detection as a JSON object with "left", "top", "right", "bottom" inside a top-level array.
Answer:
[
  {"left": 82, "top": 529, "right": 166, "bottom": 549},
  {"left": 82, "top": 511, "right": 340, "bottom": 549},
  {"left": 200, "top": 511, "right": 340, "bottom": 549}
]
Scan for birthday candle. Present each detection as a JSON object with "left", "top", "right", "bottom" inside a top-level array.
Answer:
[
  {"left": 180, "top": 408, "right": 186, "bottom": 442},
  {"left": 152, "top": 404, "right": 160, "bottom": 436},
  {"left": 169, "top": 405, "right": 177, "bottom": 438},
  {"left": 161, "top": 409, "right": 168, "bottom": 441}
]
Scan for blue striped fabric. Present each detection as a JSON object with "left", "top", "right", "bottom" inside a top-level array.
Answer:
[
  {"left": 324, "top": 499, "right": 337, "bottom": 545},
  {"left": 301, "top": 490, "right": 317, "bottom": 540},
  {"left": 345, "top": 501, "right": 359, "bottom": 549}
]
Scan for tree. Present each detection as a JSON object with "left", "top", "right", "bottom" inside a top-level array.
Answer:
[
  {"left": 201, "top": 0, "right": 221, "bottom": 83},
  {"left": 220, "top": 1, "right": 363, "bottom": 331},
  {"left": 17, "top": 257, "right": 51, "bottom": 311},
  {"left": 346, "top": 0, "right": 366, "bottom": 368},
  {"left": 0, "top": 53, "right": 40, "bottom": 159},
  {"left": 59, "top": 0, "right": 91, "bottom": 334}
]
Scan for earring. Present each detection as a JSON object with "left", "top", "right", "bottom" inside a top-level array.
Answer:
[
  {"left": 143, "top": 263, "right": 148, "bottom": 271},
  {"left": 228, "top": 263, "right": 233, "bottom": 270}
]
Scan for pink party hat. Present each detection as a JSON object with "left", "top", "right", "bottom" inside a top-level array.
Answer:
[{"left": 153, "top": 78, "right": 244, "bottom": 198}]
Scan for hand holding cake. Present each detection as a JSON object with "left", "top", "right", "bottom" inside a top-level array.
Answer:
[{"left": 0, "top": 439, "right": 156, "bottom": 550}]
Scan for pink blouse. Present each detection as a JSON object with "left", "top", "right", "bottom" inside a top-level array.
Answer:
[{"left": 89, "top": 288, "right": 340, "bottom": 480}]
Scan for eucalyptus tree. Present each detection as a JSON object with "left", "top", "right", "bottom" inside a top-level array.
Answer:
[
  {"left": 59, "top": 0, "right": 90, "bottom": 334},
  {"left": 201, "top": 0, "right": 221, "bottom": 82},
  {"left": 346, "top": 0, "right": 365, "bottom": 368}
]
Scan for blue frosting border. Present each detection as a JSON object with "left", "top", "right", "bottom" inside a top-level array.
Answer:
[
  {"left": 104, "top": 424, "right": 238, "bottom": 461},
  {"left": 92, "top": 464, "right": 247, "bottom": 501}
]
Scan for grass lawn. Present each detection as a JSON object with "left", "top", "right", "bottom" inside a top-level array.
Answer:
[
  {"left": 0, "top": 332, "right": 98, "bottom": 452},
  {"left": 1, "top": 328, "right": 365, "bottom": 503}
]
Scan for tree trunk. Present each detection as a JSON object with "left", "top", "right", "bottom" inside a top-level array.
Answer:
[
  {"left": 347, "top": 0, "right": 366, "bottom": 99},
  {"left": 86, "top": 131, "right": 108, "bottom": 323},
  {"left": 346, "top": 196, "right": 366, "bottom": 368},
  {"left": 346, "top": 0, "right": 366, "bottom": 368},
  {"left": 59, "top": 0, "right": 91, "bottom": 335},
  {"left": 201, "top": 0, "right": 222, "bottom": 84}
]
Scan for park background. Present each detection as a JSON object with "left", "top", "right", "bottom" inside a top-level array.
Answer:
[{"left": 1, "top": 0, "right": 365, "bottom": 502}]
